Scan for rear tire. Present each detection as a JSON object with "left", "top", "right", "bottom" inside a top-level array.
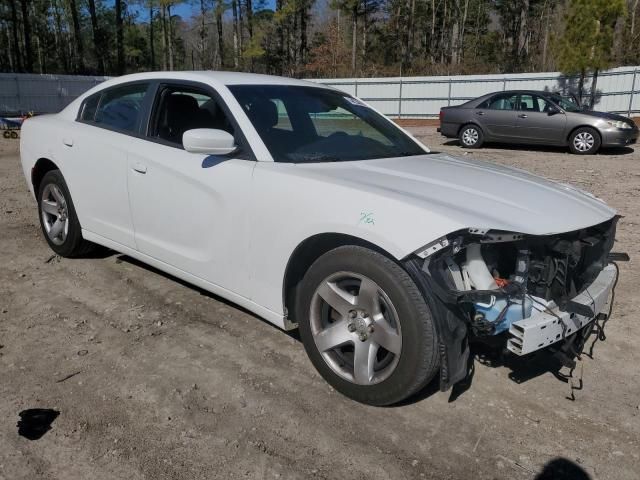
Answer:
[
  {"left": 37, "top": 170, "right": 94, "bottom": 258},
  {"left": 295, "top": 245, "right": 439, "bottom": 406},
  {"left": 569, "top": 127, "right": 601, "bottom": 155},
  {"left": 459, "top": 124, "right": 484, "bottom": 148}
]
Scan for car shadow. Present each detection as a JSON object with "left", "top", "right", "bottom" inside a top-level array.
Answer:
[
  {"left": 114, "top": 254, "right": 302, "bottom": 343},
  {"left": 393, "top": 329, "right": 600, "bottom": 407},
  {"left": 99, "top": 253, "right": 595, "bottom": 406},
  {"left": 441, "top": 140, "right": 635, "bottom": 156}
]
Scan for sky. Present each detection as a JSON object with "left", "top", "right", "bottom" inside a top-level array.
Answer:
[{"left": 126, "top": 1, "right": 278, "bottom": 22}]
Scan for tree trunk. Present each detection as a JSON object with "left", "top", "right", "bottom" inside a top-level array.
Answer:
[
  {"left": 167, "top": 4, "right": 174, "bottom": 70},
  {"left": 199, "top": 0, "right": 207, "bottom": 69},
  {"left": 87, "top": 0, "right": 105, "bottom": 75},
  {"left": 276, "top": 0, "right": 284, "bottom": 75},
  {"left": 362, "top": 0, "right": 368, "bottom": 70},
  {"left": 299, "top": 1, "right": 307, "bottom": 67},
  {"left": 68, "top": 0, "right": 85, "bottom": 73},
  {"left": 161, "top": 5, "right": 168, "bottom": 70},
  {"left": 246, "top": 0, "right": 253, "bottom": 39},
  {"left": 8, "top": 0, "right": 22, "bottom": 72},
  {"left": 590, "top": 68, "right": 598, "bottom": 109},
  {"left": 577, "top": 68, "right": 585, "bottom": 104},
  {"left": 541, "top": 0, "right": 549, "bottom": 70},
  {"left": 115, "top": 0, "right": 124, "bottom": 74},
  {"left": 52, "top": 0, "right": 69, "bottom": 73},
  {"left": 149, "top": 5, "right": 155, "bottom": 70},
  {"left": 458, "top": 0, "right": 469, "bottom": 65},
  {"left": 450, "top": 0, "right": 459, "bottom": 65},
  {"left": 215, "top": 1, "right": 225, "bottom": 68},
  {"left": 351, "top": 3, "right": 357, "bottom": 76},
  {"left": 19, "top": 0, "right": 33, "bottom": 72},
  {"left": 232, "top": 0, "right": 239, "bottom": 68}
]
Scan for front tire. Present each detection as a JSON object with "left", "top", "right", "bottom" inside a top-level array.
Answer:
[
  {"left": 296, "top": 246, "right": 439, "bottom": 406},
  {"left": 459, "top": 124, "right": 484, "bottom": 148},
  {"left": 37, "top": 170, "right": 94, "bottom": 257},
  {"left": 569, "top": 127, "right": 601, "bottom": 155}
]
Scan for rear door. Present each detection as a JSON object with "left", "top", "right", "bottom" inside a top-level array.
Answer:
[
  {"left": 514, "top": 94, "right": 567, "bottom": 144},
  {"left": 474, "top": 93, "right": 519, "bottom": 139},
  {"left": 66, "top": 81, "right": 152, "bottom": 248}
]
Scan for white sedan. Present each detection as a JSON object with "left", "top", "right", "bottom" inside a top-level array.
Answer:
[{"left": 20, "top": 72, "right": 620, "bottom": 405}]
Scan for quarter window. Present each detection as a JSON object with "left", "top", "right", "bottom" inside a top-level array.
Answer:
[
  {"left": 79, "top": 93, "right": 100, "bottom": 121},
  {"left": 94, "top": 83, "right": 149, "bottom": 133}
]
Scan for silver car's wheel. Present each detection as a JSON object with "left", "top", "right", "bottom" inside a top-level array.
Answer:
[
  {"left": 40, "top": 184, "right": 69, "bottom": 246},
  {"left": 462, "top": 128, "right": 478, "bottom": 146},
  {"left": 459, "top": 124, "right": 483, "bottom": 148},
  {"left": 310, "top": 272, "right": 402, "bottom": 385},
  {"left": 573, "top": 132, "right": 595, "bottom": 152},
  {"left": 569, "top": 127, "right": 601, "bottom": 155}
]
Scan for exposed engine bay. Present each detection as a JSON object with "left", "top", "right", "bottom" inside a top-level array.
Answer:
[{"left": 405, "top": 216, "right": 625, "bottom": 391}]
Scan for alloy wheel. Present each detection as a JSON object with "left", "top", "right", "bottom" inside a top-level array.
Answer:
[
  {"left": 309, "top": 272, "right": 402, "bottom": 385},
  {"left": 40, "top": 184, "right": 69, "bottom": 246}
]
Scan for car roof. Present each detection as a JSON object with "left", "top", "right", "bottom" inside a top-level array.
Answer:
[
  {"left": 90, "top": 70, "right": 325, "bottom": 90},
  {"left": 481, "top": 90, "right": 566, "bottom": 97}
]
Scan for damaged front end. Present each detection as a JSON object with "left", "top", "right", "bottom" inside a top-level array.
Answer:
[{"left": 404, "top": 216, "right": 625, "bottom": 391}]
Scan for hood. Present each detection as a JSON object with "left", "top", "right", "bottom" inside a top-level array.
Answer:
[
  {"left": 575, "top": 109, "right": 638, "bottom": 126},
  {"left": 295, "top": 153, "right": 616, "bottom": 236}
]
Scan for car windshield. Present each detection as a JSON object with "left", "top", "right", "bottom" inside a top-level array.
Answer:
[
  {"left": 548, "top": 94, "right": 582, "bottom": 112},
  {"left": 228, "top": 85, "right": 426, "bottom": 163}
]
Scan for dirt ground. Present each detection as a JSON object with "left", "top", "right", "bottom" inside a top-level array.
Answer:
[{"left": 1, "top": 129, "right": 639, "bottom": 480}]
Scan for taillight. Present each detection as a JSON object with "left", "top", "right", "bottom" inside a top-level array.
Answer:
[{"left": 439, "top": 110, "right": 444, "bottom": 122}]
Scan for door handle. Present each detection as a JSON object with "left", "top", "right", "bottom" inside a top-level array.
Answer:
[
  {"left": 476, "top": 111, "right": 485, "bottom": 116},
  {"left": 518, "top": 114, "right": 528, "bottom": 118},
  {"left": 132, "top": 162, "right": 147, "bottom": 174},
  {"left": 62, "top": 138, "right": 73, "bottom": 147}
]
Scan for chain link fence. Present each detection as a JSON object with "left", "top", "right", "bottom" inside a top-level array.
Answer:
[{"left": 1, "top": 67, "right": 638, "bottom": 118}]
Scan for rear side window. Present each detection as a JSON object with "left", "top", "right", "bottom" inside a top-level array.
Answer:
[
  {"left": 94, "top": 83, "right": 149, "bottom": 133},
  {"left": 480, "top": 94, "right": 518, "bottom": 110}
]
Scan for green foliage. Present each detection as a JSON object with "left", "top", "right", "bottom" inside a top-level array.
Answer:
[{"left": 554, "top": 0, "right": 627, "bottom": 75}]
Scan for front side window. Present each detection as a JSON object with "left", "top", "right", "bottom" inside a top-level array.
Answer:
[
  {"left": 150, "top": 86, "right": 234, "bottom": 147},
  {"left": 94, "top": 83, "right": 149, "bottom": 133},
  {"left": 229, "top": 85, "right": 425, "bottom": 163}
]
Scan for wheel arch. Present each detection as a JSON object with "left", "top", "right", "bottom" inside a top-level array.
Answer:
[
  {"left": 457, "top": 122, "right": 483, "bottom": 136},
  {"left": 32, "top": 157, "right": 60, "bottom": 196},
  {"left": 567, "top": 124, "right": 602, "bottom": 143},
  {"left": 282, "top": 232, "right": 397, "bottom": 322}
]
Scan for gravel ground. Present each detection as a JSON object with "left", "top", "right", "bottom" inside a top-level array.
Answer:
[{"left": 1, "top": 129, "right": 639, "bottom": 480}]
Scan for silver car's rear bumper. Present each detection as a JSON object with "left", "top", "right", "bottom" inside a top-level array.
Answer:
[{"left": 507, "top": 264, "right": 616, "bottom": 356}]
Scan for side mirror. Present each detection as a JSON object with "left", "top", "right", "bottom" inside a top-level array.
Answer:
[
  {"left": 183, "top": 129, "right": 237, "bottom": 155},
  {"left": 547, "top": 105, "right": 561, "bottom": 115}
]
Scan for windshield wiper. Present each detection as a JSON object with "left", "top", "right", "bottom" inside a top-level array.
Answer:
[{"left": 289, "top": 153, "right": 343, "bottom": 163}]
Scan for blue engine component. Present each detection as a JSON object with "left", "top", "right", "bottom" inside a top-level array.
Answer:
[{"left": 474, "top": 296, "right": 533, "bottom": 334}]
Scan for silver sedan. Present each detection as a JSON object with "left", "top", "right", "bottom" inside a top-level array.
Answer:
[{"left": 439, "top": 90, "right": 638, "bottom": 154}]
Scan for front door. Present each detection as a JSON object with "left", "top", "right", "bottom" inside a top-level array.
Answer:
[
  {"left": 126, "top": 83, "right": 256, "bottom": 294},
  {"left": 514, "top": 94, "right": 567, "bottom": 144}
]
